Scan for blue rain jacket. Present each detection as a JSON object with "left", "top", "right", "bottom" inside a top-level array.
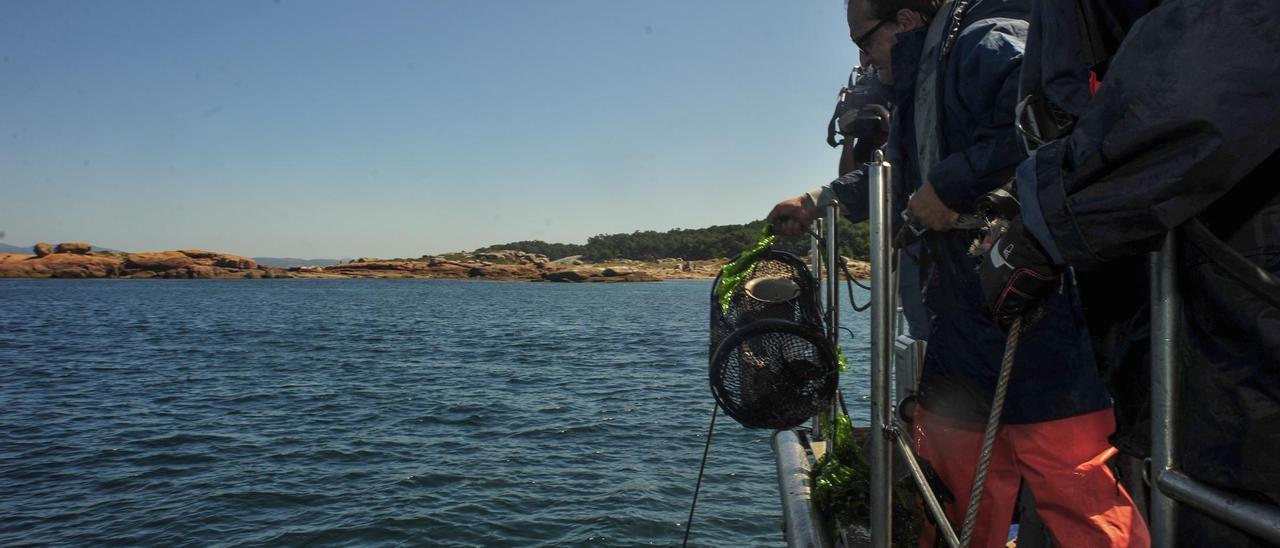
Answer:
[{"left": 887, "top": 0, "right": 1112, "bottom": 424}]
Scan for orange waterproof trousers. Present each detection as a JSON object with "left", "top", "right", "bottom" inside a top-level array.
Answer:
[{"left": 913, "top": 408, "right": 1150, "bottom": 548}]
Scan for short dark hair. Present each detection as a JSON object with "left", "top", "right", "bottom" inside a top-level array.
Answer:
[{"left": 860, "top": 0, "right": 942, "bottom": 22}]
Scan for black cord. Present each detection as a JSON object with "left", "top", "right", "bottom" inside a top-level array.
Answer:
[
  {"left": 807, "top": 230, "right": 871, "bottom": 312},
  {"left": 808, "top": 232, "right": 855, "bottom": 441},
  {"left": 806, "top": 228, "right": 824, "bottom": 245},
  {"left": 839, "top": 259, "right": 871, "bottom": 312},
  {"left": 682, "top": 404, "right": 718, "bottom": 547}
]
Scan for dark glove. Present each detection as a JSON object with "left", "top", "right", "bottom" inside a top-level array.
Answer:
[{"left": 979, "top": 220, "right": 1061, "bottom": 331}]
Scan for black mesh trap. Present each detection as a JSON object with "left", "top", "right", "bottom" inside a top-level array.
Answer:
[{"left": 709, "top": 250, "right": 837, "bottom": 429}]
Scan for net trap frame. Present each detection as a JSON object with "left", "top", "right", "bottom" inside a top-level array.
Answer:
[{"left": 708, "top": 248, "right": 839, "bottom": 430}]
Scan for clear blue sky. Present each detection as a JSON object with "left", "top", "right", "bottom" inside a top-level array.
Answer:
[{"left": 1, "top": 0, "right": 856, "bottom": 259}]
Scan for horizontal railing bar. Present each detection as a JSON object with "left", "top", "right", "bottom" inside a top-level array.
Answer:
[
  {"left": 774, "top": 430, "right": 835, "bottom": 548},
  {"left": 890, "top": 425, "right": 960, "bottom": 548},
  {"left": 1157, "top": 469, "right": 1280, "bottom": 545}
]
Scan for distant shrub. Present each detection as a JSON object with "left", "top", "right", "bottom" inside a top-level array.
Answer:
[{"left": 477, "top": 221, "right": 869, "bottom": 262}]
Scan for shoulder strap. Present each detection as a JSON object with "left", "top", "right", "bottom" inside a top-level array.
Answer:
[
  {"left": 938, "top": 0, "right": 972, "bottom": 62},
  {"left": 826, "top": 67, "right": 860, "bottom": 148}
]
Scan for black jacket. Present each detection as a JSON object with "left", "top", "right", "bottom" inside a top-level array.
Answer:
[{"left": 1017, "top": 0, "right": 1280, "bottom": 499}]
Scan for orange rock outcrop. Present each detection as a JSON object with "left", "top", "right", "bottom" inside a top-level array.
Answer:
[{"left": 0, "top": 244, "right": 274, "bottom": 279}]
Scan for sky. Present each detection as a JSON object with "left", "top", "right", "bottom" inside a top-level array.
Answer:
[{"left": 1, "top": 0, "right": 857, "bottom": 259}]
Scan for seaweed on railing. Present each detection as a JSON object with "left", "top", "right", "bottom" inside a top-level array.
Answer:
[{"left": 811, "top": 414, "right": 921, "bottom": 546}]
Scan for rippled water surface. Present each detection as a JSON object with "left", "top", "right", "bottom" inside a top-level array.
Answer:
[{"left": 0, "top": 279, "right": 870, "bottom": 546}]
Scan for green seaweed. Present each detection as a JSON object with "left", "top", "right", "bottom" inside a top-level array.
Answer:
[
  {"left": 810, "top": 414, "right": 922, "bottom": 546},
  {"left": 713, "top": 225, "right": 777, "bottom": 313}
]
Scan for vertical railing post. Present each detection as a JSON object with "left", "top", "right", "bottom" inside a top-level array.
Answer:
[
  {"left": 867, "top": 151, "right": 894, "bottom": 548},
  {"left": 811, "top": 217, "right": 824, "bottom": 289},
  {"left": 810, "top": 218, "right": 826, "bottom": 440},
  {"left": 1150, "top": 231, "right": 1181, "bottom": 547},
  {"left": 827, "top": 203, "right": 840, "bottom": 352},
  {"left": 826, "top": 202, "right": 841, "bottom": 432}
]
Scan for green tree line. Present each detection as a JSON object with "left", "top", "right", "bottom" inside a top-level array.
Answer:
[
  {"left": 473, "top": 240, "right": 588, "bottom": 259},
  {"left": 476, "top": 220, "right": 870, "bottom": 261}
]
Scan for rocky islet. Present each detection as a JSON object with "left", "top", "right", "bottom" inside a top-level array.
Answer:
[{"left": 0, "top": 243, "right": 868, "bottom": 282}]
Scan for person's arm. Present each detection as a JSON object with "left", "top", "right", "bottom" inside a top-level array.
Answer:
[
  {"left": 768, "top": 168, "right": 870, "bottom": 236},
  {"left": 814, "top": 168, "right": 871, "bottom": 222},
  {"left": 925, "top": 18, "right": 1029, "bottom": 213},
  {"left": 1018, "top": 0, "right": 1280, "bottom": 269}
]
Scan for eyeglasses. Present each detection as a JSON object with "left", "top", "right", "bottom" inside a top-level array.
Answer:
[{"left": 852, "top": 19, "right": 891, "bottom": 54}]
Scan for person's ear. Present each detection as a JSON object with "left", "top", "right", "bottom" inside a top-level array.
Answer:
[{"left": 895, "top": 8, "right": 925, "bottom": 31}]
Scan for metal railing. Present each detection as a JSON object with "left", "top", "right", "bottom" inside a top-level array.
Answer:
[
  {"left": 826, "top": 202, "right": 842, "bottom": 440},
  {"left": 771, "top": 202, "right": 843, "bottom": 548},
  {"left": 792, "top": 160, "right": 1280, "bottom": 548},
  {"left": 810, "top": 216, "right": 832, "bottom": 442},
  {"left": 1147, "top": 232, "right": 1280, "bottom": 546},
  {"left": 1149, "top": 232, "right": 1181, "bottom": 545},
  {"left": 774, "top": 430, "right": 835, "bottom": 548},
  {"left": 867, "top": 151, "right": 897, "bottom": 548},
  {"left": 866, "top": 152, "right": 962, "bottom": 548},
  {"left": 764, "top": 153, "right": 1280, "bottom": 548}
]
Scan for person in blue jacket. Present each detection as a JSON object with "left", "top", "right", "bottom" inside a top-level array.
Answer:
[
  {"left": 770, "top": 0, "right": 1148, "bottom": 545},
  {"left": 979, "top": 0, "right": 1280, "bottom": 545}
]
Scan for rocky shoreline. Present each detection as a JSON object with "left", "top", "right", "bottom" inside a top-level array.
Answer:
[{"left": 0, "top": 243, "right": 870, "bottom": 282}]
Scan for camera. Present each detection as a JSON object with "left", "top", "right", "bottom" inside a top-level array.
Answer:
[{"left": 826, "top": 65, "right": 892, "bottom": 148}]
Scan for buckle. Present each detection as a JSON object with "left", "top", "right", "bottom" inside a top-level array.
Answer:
[
  {"left": 1015, "top": 94, "right": 1046, "bottom": 153},
  {"left": 1016, "top": 93, "right": 1077, "bottom": 154}
]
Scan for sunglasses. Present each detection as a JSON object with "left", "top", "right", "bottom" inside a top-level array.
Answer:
[{"left": 853, "top": 19, "right": 891, "bottom": 54}]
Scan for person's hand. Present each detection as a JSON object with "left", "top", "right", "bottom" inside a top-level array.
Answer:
[
  {"left": 978, "top": 220, "right": 1061, "bottom": 331},
  {"left": 907, "top": 182, "right": 959, "bottom": 231},
  {"left": 767, "top": 195, "right": 817, "bottom": 236}
]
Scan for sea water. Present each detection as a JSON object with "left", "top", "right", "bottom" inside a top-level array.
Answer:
[{"left": 0, "top": 279, "right": 871, "bottom": 546}]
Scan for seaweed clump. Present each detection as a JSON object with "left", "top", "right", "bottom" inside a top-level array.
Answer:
[{"left": 810, "top": 414, "right": 922, "bottom": 546}]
